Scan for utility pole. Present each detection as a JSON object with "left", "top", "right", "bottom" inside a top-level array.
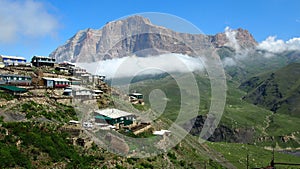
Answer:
[
  {"left": 271, "top": 148, "right": 275, "bottom": 167},
  {"left": 246, "top": 153, "right": 249, "bottom": 169}
]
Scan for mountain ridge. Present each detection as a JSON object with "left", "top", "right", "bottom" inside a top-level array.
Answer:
[{"left": 50, "top": 15, "right": 257, "bottom": 63}]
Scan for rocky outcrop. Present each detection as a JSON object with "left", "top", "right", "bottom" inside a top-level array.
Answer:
[
  {"left": 50, "top": 15, "right": 257, "bottom": 63},
  {"left": 183, "top": 115, "right": 255, "bottom": 143}
]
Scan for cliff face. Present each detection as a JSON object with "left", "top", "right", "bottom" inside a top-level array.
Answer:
[{"left": 50, "top": 15, "right": 257, "bottom": 63}]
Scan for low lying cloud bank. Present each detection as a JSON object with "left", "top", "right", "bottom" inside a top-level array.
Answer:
[{"left": 77, "top": 54, "right": 205, "bottom": 78}]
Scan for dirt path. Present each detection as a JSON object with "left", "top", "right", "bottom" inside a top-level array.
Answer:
[{"left": 262, "top": 113, "right": 272, "bottom": 136}]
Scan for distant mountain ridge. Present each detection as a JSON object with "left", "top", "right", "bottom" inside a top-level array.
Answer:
[{"left": 50, "top": 15, "right": 257, "bottom": 63}]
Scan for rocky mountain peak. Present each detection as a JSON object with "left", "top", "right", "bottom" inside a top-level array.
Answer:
[
  {"left": 211, "top": 28, "right": 257, "bottom": 49},
  {"left": 50, "top": 15, "right": 258, "bottom": 63}
]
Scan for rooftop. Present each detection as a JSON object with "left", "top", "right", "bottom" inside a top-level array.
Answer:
[
  {"left": 70, "top": 85, "right": 90, "bottom": 91},
  {"left": 68, "top": 77, "right": 82, "bottom": 81},
  {"left": 153, "top": 130, "right": 171, "bottom": 136},
  {"left": 93, "top": 90, "right": 103, "bottom": 93},
  {"left": 33, "top": 55, "right": 54, "bottom": 59},
  {"left": 94, "top": 108, "right": 134, "bottom": 119},
  {"left": 0, "top": 85, "right": 27, "bottom": 92},
  {"left": 0, "top": 55, "right": 26, "bottom": 60},
  {"left": 130, "top": 93, "right": 143, "bottom": 96},
  {"left": 42, "top": 77, "right": 70, "bottom": 82},
  {"left": 0, "top": 74, "right": 31, "bottom": 78}
]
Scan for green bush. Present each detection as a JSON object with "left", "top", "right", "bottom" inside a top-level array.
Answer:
[
  {"left": 140, "top": 162, "right": 154, "bottom": 169},
  {"left": 167, "top": 152, "right": 177, "bottom": 160},
  {"left": 0, "top": 91, "right": 15, "bottom": 101},
  {"left": 0, "top": 143, "right": 31, "bottom": 168}
]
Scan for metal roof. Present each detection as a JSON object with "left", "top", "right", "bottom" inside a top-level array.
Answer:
[
  {"left": 0, "top": 74, "right": 31, "bottom": 78},
  {"left": 130, "top": 93, "right": 143, "bottom": 96},
  {"left": 0, "top": 55, "right": 26, "bottom": 60},
  {"left": 153, "top": 130, "right": 171, "bottom": 136},
  {"left": 42, "top": 77, "right": 70, "bottom": 82},
  {"left": 32, "top": 55, "right": 54, "bottom": 59},
  {"left": 93, "top": 90, "right": 103, "bottom": 93},
  {"left": 0, "top": 85, "right": 27, "bottom": 92},
  {"left": 94, "top": 108, "right": 134, "bottom": 119},
  {"left": 68, "top": 77, "right": 82, "bottom": 81}
]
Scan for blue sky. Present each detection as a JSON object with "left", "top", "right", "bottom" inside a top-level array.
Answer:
[{"left": 0, "top": 0, "right": 299, "bottom": 60}]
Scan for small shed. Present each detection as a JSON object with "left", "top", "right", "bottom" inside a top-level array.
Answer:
[
  {"left": 129, "top": 92, "right": 144, "bottom": 105},
  {"left": 129, "top": 93, "right": 143, "bottom": 99},
  {"left": 153, "top": 130, "right": 171, "bottom": 136},
  {"left": 63, "top": 87, "right": 72, "bottom": 96}
]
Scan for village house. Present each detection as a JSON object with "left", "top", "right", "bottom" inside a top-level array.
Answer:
[
  {"left": 55, "top": 66, "right": 69, "bottom": 74},
  {"left": 58, "top": 61, "right": 75, "bottom": 69},
  {"left": 42, "top": 77, "right": 71, "bottom": 88},
  {"left": 68, "top": 77, "right": 82, "bottom": 85},
  {"left": 129, "top": 92, "right": 144, "bottom": 105},
  {"left": 80, "top": 74, "right": 93, "bottom": 84},
  {"left": 31, "top": 56, "right": 56, "bottom": 67},
  {"left": 0, "top": 55, "right": 27, "bottom": 66},
  {"left": 64, "top": 85, "right": 94, "bottom": 99},
  {"left": 94, "top": 108, "right": 136, "bottom": 127},
  {"left": 0, "top": 74, "right": 32, "bottom": 86},
  {"left": 70, "top": 67, "right": 87, "bottom": 76}
]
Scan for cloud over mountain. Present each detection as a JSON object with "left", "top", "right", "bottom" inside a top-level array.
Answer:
[{"left": 258, "top": 36, "right": 300, "bottom": 53}]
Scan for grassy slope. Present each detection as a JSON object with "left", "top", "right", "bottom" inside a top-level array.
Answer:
[
  {"left": 240, "top": 63, "right": 300, "bottom": 117},
  {"left": 126, "top": 69, "right": 300, "bottom": 145},
  {"left": 208, "top": 141, "right": 300, "bottom": 169},
  {"left": 128, "top": 72, "right": 272, "bottom": 135}
]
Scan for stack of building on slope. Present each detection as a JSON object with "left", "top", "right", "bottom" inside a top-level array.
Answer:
[
  {"left": 0, "top": 54, "right": 106, "bottom": 99},
  {"left": 0, "top": 54, "right": 170, "bottom": 146}
]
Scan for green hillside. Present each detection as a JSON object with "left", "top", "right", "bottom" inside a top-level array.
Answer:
[
  {"left": 220, "top": 48, "right": 300, "bottom": 82},
  {"left": 126, "top": 67, "right": 300, "bottom": 148},
  {"left": 240, "top": 63, "right": 300, "bottom": 117}
]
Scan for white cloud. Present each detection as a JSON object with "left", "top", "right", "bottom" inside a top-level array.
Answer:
[
  {"left": 258, "top": 36, "right": 300, "bottom": 53},
  {"left": 0, "top": 0, "right": 59, "bottom": 44},
  {"left": 76, "top": 54, "right": 205, "bottom": 78},
  {"left": 222, "top": 57, "right": 236, "bottom": 67},
  {"left": 224, "top": 26, "right": 240, "bottom": 51}
]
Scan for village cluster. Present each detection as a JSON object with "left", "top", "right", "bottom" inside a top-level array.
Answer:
[{"left": 0, "top": 55, "right": 170, "bottom": 143}]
